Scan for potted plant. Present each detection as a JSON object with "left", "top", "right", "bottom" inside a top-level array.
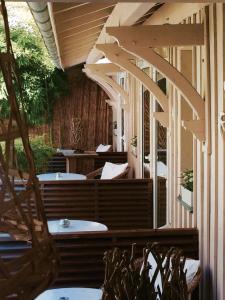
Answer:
[
  {"left": 130, "top": 135, "right": 137, "bottom": 156},
  {"left": 178, "top": 169, "right": 193, "bottom": 212},
  {"left": 113, "top": 121, "right": 117, "bottom": 136}
]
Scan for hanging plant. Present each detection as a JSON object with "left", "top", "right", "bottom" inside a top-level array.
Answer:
[
  {"left": 181, "top": 169, "right": 193, "bottom": 192},
  {"left": 131, "top": 135, "right": 137, "bottom": 147}
]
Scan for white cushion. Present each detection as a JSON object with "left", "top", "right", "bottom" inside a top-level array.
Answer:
[
  {"left": 141, "top": 253, "right": 200, "bottom": 298},
  {"left": 100, "top": 162, "right": 128, "bottom": 179},
  {"left": 96, "top": 144, "right": 111, "bottom": 152}
]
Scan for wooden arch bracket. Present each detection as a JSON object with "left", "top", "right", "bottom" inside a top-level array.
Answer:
[
  {"left": 84, "top": 64, "right": 129, "bottom": 104},
  {"left": 182, "top": 120, "right": 205, "bottom": 141},
  {"left": 107, "top": 24, "right": 204, "bottom": 48},
  {"left": 83, "top": 68, "right": 119, "bottom": 106},
  {"left": 96, "top": 43, "right": 169, "bottom": 113},
  {"left": 105, "top": 26, "right": 206, "bottom": 141},
  {"left": 153, "top": 112, "right": 169, "bottom": 128}
]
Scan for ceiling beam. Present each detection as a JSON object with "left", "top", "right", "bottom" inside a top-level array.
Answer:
[
  {"left": 59, "top": 20, "right": 106, "bottom": 40},
  {"left": 107, "top": 24, "right": 204, "bottom": 47},
  {"left": 62, "top": 54, "right": 88, "bottom": 69},
  {"left": 59, "top": 29, "right": 102, "bottom": 48},
  {"left": 62, "top": 47, "right": 93, "bottom": 59},
  {"left": 53, "top": 3, "right": 88, "bottom": 14},
  {"left": 57, "top": 9, "right": 111, "bottom": 34},
  {"left": 62, "top": 36, "right": 99, "bottom": 52},
  {"left": 62, "top": 45, "right": 93, "bottom": 57},
  {"left": 54, "top": 4, "right": 114, "bottom": 24}
]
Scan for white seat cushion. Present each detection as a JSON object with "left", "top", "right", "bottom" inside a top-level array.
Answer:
[
  {"left": 96, "top": 144, "right": 111, "bottom": 152},
  {"left": 100, "top": 162, "right": 128, "bottom": 179},
  {"left": 141, "top": 253, "right": 200, "bottom": 298}
]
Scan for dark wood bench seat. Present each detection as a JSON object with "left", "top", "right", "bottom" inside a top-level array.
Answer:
[
  {"left": 39, "top": 179, "right": 153, "bottom": 230},
  {"left": 0, "top": 228, "right": 198, "bottom": 288}
]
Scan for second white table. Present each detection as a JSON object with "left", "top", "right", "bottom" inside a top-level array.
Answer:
[
  {"left": 47, "top": 219, "right": 108, "bottom": 233},
  {"left": 37, "top": 172, "right": 86, "bottom": 181}
]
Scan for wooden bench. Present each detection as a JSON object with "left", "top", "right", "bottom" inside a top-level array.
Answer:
[
  {"left": 47, "top": 154, "right": 66, "bottom": 173},
  {"left": 39, "top": 179, "right": 153, "bottom": 230},
  {"left": 94, "top": 151, "right": 127, "bottom": 169},
  {"left": 46, "top": 152, "right": 127, "bottom": 175},
  {"left": 0, "top": 228, "right": 198, "bottom": 289}
]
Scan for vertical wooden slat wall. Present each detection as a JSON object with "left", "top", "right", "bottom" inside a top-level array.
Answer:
[
  {"left": 52, "top": 65, "right": 113, "bottom": 150},
  {"left": 124, "top": 4, "right": 225, "bottom": 299},
  {"left": 164, "top": 4, "right": 225, "bottom": 300}
]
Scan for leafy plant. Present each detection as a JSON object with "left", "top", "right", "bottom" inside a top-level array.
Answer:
[
  {"left": 0, "top": 18, "right": 69, "bottom": 126},
  {"left": 15, "top": 135, "right": 55, "bottom": 174},
  {"left": 131, "top": 135, "right": 137, "bottom": 147},
  {"left": 181, "top": 169, "right": 193, "bottom": 192}
]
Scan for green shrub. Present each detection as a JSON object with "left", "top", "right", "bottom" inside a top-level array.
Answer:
[
  {"left": 181, "top": 169, "right": 193, "bottom": 192},
  {"left": 15, "top": 135, "right": 55, "bottom": 174}
]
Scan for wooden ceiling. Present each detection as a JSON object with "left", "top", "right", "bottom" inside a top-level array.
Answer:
[{"left": 51, "top": 3, "right": 115, "bottom": 68}]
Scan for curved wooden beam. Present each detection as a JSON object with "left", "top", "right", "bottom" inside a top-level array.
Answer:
[
  {"left": 104, "top": 27, "right": 205, "bottom": 119},
  {"left": 85, "top": 64, "right": 129, "bottom": 103},
  {"left": 84, "top": 68, "right": 119, "bottom": 105},
  {"left": 96, "top": 43, "right": 169, "bottom": 112}
]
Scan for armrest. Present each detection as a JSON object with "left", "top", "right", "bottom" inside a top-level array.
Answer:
[{"left": 86, "top": 167, "right": 103, "bottom": 179}]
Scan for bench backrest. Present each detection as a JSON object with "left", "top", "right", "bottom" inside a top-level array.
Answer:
[
  {"left": 0, "top": 228, "right": 198, "bottom": 288},
  {"left": 40, "top": 179, "right": 153, "bottom": 230},
  {"left": 94, "top": 152, "right": 127, "bottom": 169}
]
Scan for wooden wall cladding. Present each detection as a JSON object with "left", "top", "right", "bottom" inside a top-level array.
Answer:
[
  {"left": 0, "top": 228, "right": 198, "bottom": 289},
  {"left": 39, "top": 179, "right": 153, "bottom": 230},
  {"left": 52, "top": 65, "right": 113, "bottom": 150},
  {"left": 28, "top": 65, "right": 113, "bottom": 150}
]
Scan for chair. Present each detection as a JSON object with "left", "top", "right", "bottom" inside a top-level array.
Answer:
[{"left": 87, "top": 162, "right": 129, "bottom": 179}]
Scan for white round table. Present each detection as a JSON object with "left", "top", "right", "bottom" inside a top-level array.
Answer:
[
  {"left": 35, "top": 287, "right": 102, "bottom": 300},
  {"left": 37, "top": 172, "right": 86, "bottom": 181},
  {"left": 47, "top": 219, "right": 108, "bottom": 233}
]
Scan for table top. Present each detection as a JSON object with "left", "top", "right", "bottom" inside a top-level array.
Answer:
[
  {"left": 37, "top": 172, "right": 86, "bottom": 181},
  {"left": 35, "top": 287, "right": 102, "bottom": 300},
  {"left": 47, "top": 219, "right": 108, "bottom": 233}
]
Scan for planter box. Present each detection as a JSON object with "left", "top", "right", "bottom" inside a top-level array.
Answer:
[
  {"left": 177, "top": 186, "right": 193, "bottom": 213},
  {"left": 113, "top": 129, "right": 117, "bottom": 136},
  {"left": 131, "top": 145, "right": 137, "bottom": 157}
]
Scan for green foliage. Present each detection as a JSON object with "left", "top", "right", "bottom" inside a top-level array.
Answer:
[
  {"left": 181, "top": 169, "right": 193, "bottom": 192},
  {"left": 15, "top": 136, "right": 55, "bottom": 174},
  {"left": 0, "top": 20, "right": 69, "bottom": 125},
  {"left": 130, "top": 135, "right": 137, "bottom": 147}
]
